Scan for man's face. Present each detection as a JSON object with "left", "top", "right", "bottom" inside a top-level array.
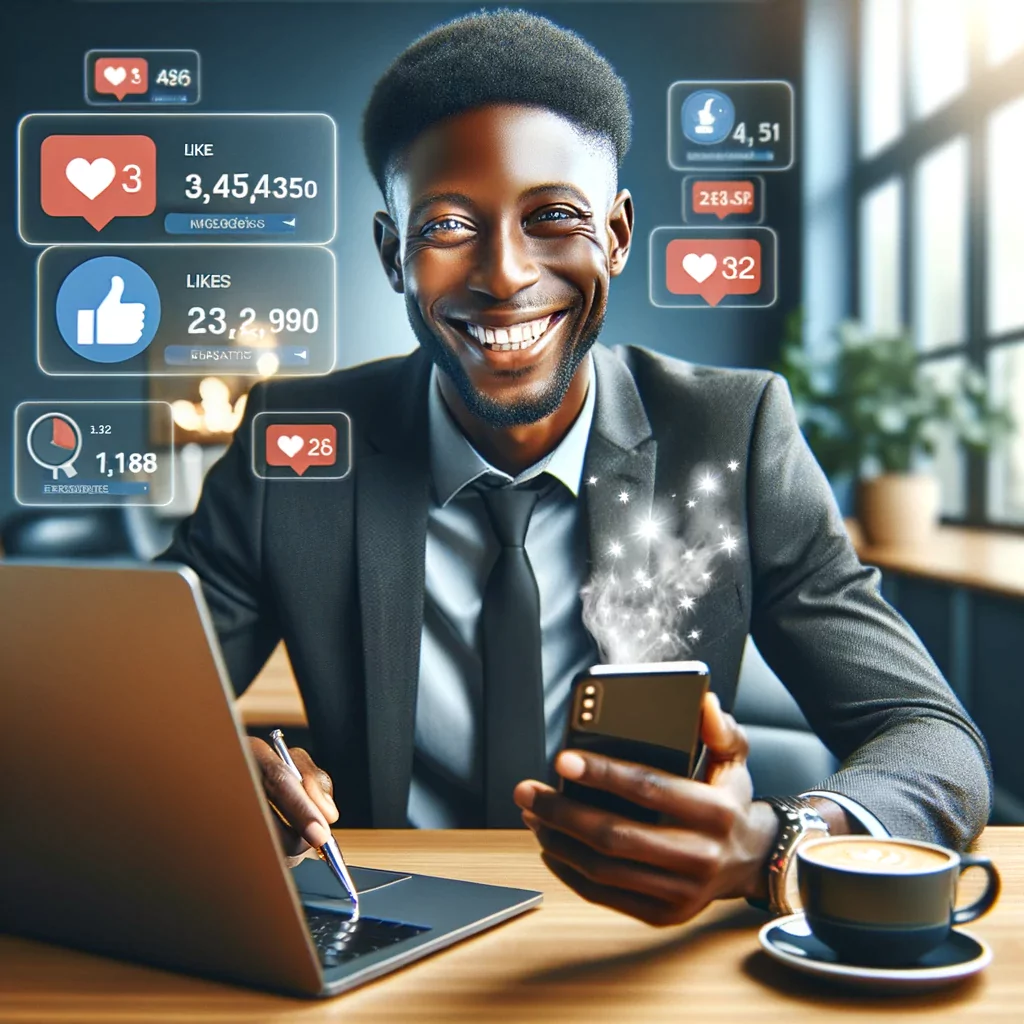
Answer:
[{"left": 375, "top": 104, "right": 633, "bottom": 427}]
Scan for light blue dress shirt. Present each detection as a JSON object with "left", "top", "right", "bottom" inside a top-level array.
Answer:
[
  {"left": 407, "top": 360, "right": 599, "bottom": 828},
  {"left": 406, "top": 358, "right": 888, "bottom": 839}
]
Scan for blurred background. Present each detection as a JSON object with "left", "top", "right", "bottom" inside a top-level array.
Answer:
[{"left": 2, "top": 0, "right": 1022, "bottom": 823}]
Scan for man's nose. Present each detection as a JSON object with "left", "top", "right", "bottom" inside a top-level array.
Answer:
[{"left": 466, "top": 221, "right": 541, "bottom": 300}]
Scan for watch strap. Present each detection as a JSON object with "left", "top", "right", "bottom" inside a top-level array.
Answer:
[{"left": 746, "top": 796, "right": 830, "bottom": 915}]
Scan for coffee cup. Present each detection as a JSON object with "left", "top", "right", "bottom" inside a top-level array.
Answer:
[{"left": 796, "top": 835, "right": 1000, "bottom": 967}]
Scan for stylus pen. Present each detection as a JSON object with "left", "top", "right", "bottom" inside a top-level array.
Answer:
[{"left": 269, "top": 729, "right": 361, "bottom": 921}]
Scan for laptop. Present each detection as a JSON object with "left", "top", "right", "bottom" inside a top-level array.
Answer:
[{"left": 0, "top": 560, "right": 542, "bottom": 997}]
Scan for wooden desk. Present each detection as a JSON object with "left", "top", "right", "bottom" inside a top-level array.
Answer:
[
  {"left": 845, "top": 519, "right": 1024, "bottom": 600},
  {"left": 236, "top": 643, "right": 306, "bottom": 729},
  {"left": 0, "top": 828, "right": 1020, "bottom": 1022}
]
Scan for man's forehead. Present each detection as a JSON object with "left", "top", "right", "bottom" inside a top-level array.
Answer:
[{"left": 387, "top": 104, "right": 617, "bottom": 217}]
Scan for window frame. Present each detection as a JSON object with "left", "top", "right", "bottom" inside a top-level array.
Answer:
[{"left": 851, "top": 0, "right": 1024, "bottom": 529}]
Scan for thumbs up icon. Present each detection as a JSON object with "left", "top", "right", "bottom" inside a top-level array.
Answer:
[
  {"left": 694, "top": 97, "right": 716, "bottom": 134},
  {"left": 77, "top": 275, "right": 146, "bottom": 346},
  {"left": 54, "top": 254, "right": 161, "bottom": 364}
]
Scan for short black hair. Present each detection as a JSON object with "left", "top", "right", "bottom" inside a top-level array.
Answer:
[{"left": 362, "top": 9, "right": 632, "bottom": 197}]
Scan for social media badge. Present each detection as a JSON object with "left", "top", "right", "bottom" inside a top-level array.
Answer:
[
  {"left": 54, "top": 256, "right": 161, "bottom": 363},
  {"left": 14, "top": 400, "right": 175, "bottom": 507},
  {"left": 683, "top": 177, "right": 763, "bottom": 224},
  {"left": 649, "top": 227, "right": 778, "bottom": 309},
  {"left": 668, "top": 81, "right": 795, "bottom": 171},
  {"left": 682, "top": 90, "right": 735, "bottom": 145},
  {"left": 40, "top": 134, "right": 157, "bottom": 231},
  {"left": 252, "top": 412, "right": 352, "bottom": 480},
  {"left": 94, "top": 57, "right": 148, "bottom": 102}
]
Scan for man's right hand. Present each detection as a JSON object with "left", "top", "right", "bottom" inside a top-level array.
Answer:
[{"left": 249, "top": 737, "right": 339, "bottom": 863}]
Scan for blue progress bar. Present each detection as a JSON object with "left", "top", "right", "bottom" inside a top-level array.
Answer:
[{"left": 164, "top": 213, "right": 298, "bottom": 235}]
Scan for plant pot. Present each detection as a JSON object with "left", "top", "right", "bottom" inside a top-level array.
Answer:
[{"left": 857, "top": 473, "right": 940, "bottom": 546}]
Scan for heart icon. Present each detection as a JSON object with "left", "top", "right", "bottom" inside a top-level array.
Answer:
[
  {"left": 103, "top": 66, "right": 127, "bottom": 86},
  {"left": 276, "top": 435, "right": 304, "bottom": 459},
  {"left": 65, "top": 157, "right": 116, "bottom": 201},
  {"left": 682, "top": 253, "right": 717, "bottom": 283}
]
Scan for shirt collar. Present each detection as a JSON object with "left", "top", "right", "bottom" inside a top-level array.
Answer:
[{"left": 428, "top": 354, "right": 596, "bottom": 507}]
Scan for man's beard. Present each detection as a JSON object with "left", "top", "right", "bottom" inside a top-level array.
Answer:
[{"left": 406, "top": 299, "right": 605, "bottom": 428}]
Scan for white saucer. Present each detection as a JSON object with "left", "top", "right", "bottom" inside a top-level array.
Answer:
[{"left": 758, "top": 913, "right": 992, "bottom": 993}]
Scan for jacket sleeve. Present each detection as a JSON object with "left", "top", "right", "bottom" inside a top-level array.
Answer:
[
  {"left": 156, "top": 382, "right": 279, "bottom": 697},
  {"left": 747, "top": 373, "right": 993, "bottom": 850}
]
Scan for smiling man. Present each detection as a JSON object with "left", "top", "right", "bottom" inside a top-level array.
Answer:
[{"left": 162, "top": 10, "right": 992, "bottom": 925}]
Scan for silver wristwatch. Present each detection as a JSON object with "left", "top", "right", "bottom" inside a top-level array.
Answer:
[{"left": 748, "top": 796, "right": 830, "bottom": 915}]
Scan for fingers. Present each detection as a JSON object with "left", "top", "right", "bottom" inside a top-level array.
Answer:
[
  {"left": 524, "top": 810, "right": 705, "bottom": 907},
  {"left": 540, "top": 852, "right": 694, "bottom": 928},
  {"left": 520, "top": 787, "right": 729, "bottom": 877},
  {"left": 548, "top": 751, "right": 740, "bottom": 834},
  {"left": 289, "top": 746, "right": 339, "bottom": 823},
  {"left": 700, "top": 691, "right": 749, "bottom": 763},
  {"left": 250, "top": 737, "right": 333, "bottom": 849}
]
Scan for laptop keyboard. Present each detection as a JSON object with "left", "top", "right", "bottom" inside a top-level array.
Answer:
[{"left": 303, "top": 907, "right": 431, "bottom": 968}]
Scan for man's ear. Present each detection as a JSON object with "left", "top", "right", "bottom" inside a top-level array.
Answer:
[
  {"left": 373, "top": 210, "right": 404, "bottom": 293},
  {"left": 607, "top": 189, "right": 634, "bottom": 277}
]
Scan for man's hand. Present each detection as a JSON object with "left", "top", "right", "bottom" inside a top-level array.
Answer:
[
  {"left": 513, "top": 691, "right": 778, "bottom": 926},
  {"left": 248, "top": 737, "right": 339, "bottom": 864}
]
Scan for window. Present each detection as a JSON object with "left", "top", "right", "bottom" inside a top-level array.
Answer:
[
  {"left": 860, "top": 0, "right": 903, "bottom": 157},
  {"left": 985, "top": 0, "right": 1024, "bottom": 66},
  {"left": 856, "top": 0, "right": 1024, "bottom": 526},
  {"left": 909, "top": 0, "right": 969, "bottom": 119},
  {"left": 859, "top": 179, "right": 903, "bottom": 334},
  {"left": 913, "top": 137, "right": 968, "bottom": 351},
  {"left": 988, "top": 343, "right": 1024, "bottom": 522},
  {"left": 987, "top": 95, "right": 1024, "bottom": 335}
]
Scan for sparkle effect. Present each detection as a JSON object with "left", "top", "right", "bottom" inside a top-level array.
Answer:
[{"left": 580, "top": 461, "right": 745, "bottom": 663}]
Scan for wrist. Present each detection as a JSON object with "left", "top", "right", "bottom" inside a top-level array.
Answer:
[{"left": 740, "top": 800, "right": 780, "bottom": 901}]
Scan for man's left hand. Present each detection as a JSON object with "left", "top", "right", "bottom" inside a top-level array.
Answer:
[{"left": 513, "top": 691, "right": 778, "bottom": 926}]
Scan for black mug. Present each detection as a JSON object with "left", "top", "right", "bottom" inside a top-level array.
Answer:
[{"left": 796, "top": 835, "right": 1001, "bottom": 967}]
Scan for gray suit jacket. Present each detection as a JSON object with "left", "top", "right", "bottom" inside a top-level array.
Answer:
[{"left": 160, "top": 343, "right": 993, "bottom": 846}]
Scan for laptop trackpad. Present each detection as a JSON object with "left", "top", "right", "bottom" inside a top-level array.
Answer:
[{"left": 293, "top": 859, "right": 412, "bottom": 899}]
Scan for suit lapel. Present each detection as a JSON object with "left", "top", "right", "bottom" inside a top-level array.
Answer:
[
  {"left": 356, "top": 349, "right": 432, "bottom": 827},
  {"left": 582, "top": 346, "right": 658, "bottom": 577}
]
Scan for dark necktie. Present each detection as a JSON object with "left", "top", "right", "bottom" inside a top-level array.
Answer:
[{"left": 480, "top": 484, "right": 546, "bottom": 827}]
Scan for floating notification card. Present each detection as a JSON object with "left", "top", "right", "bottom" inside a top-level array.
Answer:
[
  {"left": 649, "top": 227, "right": 778, "bottom": 309},
  {"left": 15, "top": 400, "right": 175, "bottom": 507},
  {"left": 252, "top": 411, "right": 352, "bottom": 481},
  {"left": 38, "top": 245, "right": 336, "bottom": 376},
  {"left": 668, "top": 81, "right": 794, "bottom": 172},
  {"left": 683, "top": 176, "right": 764, "bottom": 225},
  {"left": 86, "top": 50, "right": 200, "bottom": 105},
  {"left": 19, "top": 113, "right": 336, "bottom": 244}
]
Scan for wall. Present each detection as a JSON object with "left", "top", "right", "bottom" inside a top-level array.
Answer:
[{"left": 0, "top": 0, "right": 805, "bottom": 528}]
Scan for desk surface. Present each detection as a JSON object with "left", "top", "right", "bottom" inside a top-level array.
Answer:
[
  {"left": 845, "top": 519, "right": 1024, "bottom": 600},
  {"left": 1, "top": 827, "right": 1020, "bottom": 1023}
]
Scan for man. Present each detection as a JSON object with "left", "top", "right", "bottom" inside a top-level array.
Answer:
[{"left": 162, "top": 10, "right": 991, "bottom": 926}]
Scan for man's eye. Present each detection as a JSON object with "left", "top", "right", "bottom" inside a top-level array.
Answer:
[
  {"left": 533, "top": 209, "right": 574, "bottom": 222},
  {"left": 423, "top": 217, "right": 472, "bottom": 236}
]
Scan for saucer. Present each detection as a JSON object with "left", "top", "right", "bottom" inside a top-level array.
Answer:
[{"left": 758, "top": 913, "right": 992, "bottom": 992}]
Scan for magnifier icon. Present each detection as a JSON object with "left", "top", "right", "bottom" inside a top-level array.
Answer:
[{"left": 26, "top": 412, "right": 83, "bottom": 479}]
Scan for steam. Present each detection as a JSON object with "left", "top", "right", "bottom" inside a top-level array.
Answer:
[{"left": 581, "top": 463, "right": 742, "bottom": 664}]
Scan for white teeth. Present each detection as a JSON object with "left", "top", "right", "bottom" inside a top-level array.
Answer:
[{"left": 463, "top": 314, "right": 556, "bottom": 350}]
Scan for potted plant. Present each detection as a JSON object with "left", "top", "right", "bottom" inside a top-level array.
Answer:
[{"left": 776, "top": 314, "right": 1014, "bottom": 545}]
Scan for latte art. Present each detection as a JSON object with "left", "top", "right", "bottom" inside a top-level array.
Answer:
[{"left": 800, "top": 839, "right": 951, "bottom": 874}]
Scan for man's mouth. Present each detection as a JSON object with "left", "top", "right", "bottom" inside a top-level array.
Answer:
[{"left": 449, "top": 311, "right": 568, "bottom": 353}]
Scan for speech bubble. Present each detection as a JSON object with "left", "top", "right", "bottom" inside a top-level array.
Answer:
[
  {"left": 690, "top": 180, "right": 756, "bottom": 220},
  {"left": 665, "top": 238, "right": 762, "bottom": 306},
  {"left": 94, "top": 57, "right": 148, "bottom": 101},
  {"left": 265, "top": 423, "right": 338, "bottom": 476},
  {"left": 40, "top": 135, "right": 157, "bottom": 231}
]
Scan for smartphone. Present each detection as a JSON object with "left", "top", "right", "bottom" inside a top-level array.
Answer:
[{"left": 559, "top": 661, "right": 711, "bottom": 823}]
